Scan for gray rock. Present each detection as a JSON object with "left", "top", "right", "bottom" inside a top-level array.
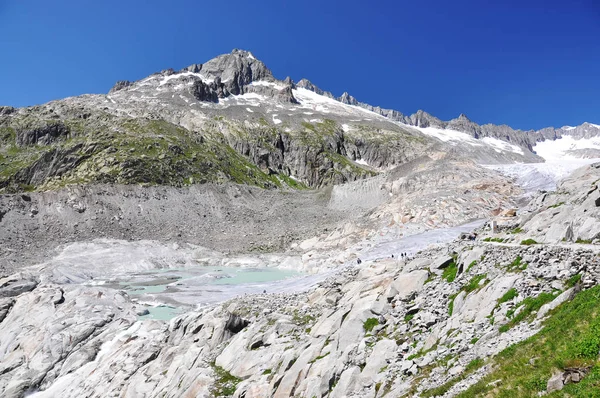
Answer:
[{"left": 547, "top": 370, "right": 564, "bottom": 393}]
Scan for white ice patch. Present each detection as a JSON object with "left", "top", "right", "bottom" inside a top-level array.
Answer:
[
  {"left": 246, "top": 108, "right": 254, "bottom": 113},
  {"left": 481, "top": 137, "right": 524, "bottom": 155},
  {"left": 486, "top": 161, "right": 598, "bottom": 193},
  {"left": 250, "top": 81, "right": 286, "bottom": 90},
  {"left": 292, "top": 87, "right": 386, "bottom": 119},
  {"left": 411, "top": 126, "right": 482, "bottom": 146},
  {"left": 158, "top": 71, "right": 213, "bottom": 86},
  {"left": 272, "top": 115, "right": 282, "bottom": 124},
  {"left": 534, "top": 135, "right": 600, "bottom": 161},
  {"left": 248, "top": 52, "right": 256, "bottom": 60},
  {"left": 588, "top": 123, "right": 600, "bottom": 129},
  {"left": 563, "top": 126, "right": 576, "bottom": 131},
  {"left": 486, "top": 135, "right": 600, "bottom": 192},
  {"left": 355, "top": 158, "right": 369, "bottom": 166},
  {"left": 342, "top": 124, "right": 350, "bottom": 132}
]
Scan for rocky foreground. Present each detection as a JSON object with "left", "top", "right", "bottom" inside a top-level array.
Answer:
[{"left": 0, "top": 164, "right": 599, "bottom": 397}]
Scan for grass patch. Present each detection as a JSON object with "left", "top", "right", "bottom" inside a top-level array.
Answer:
[
  {"left": 548, "top": 202, "right": 565, "bottom": 208},
  {"left": 292, "top": 310, "right": 315, "bottom": 326},
  {"left": 520, "top": 239, "right": 538, "bottom": 246},
  {"left": 211, "top": 363, "right": 242, "bottom": 397},
  {"left": 442, "top": 260, "right": 459, "bottom": 283},
  {"left": 421, "top": 358, "right": 485, "bottom": 397},
  {"left": 363, "top": 318, "right": 379, "bottom": 333},
  {"left": 404, "top": 313, "right": 415, "bottom": 323},
  {"left": 309, "top": 352, "right": 330, "bottom": 364},
  {"left": 500, "top": 292, "right": 557, "bottom": 333},
  {"left": 576, "top": 238, "right": 593, "bottom": 244},
  {"left": 497, "top": 288, "right": 518, "bottom": 305},
  {"left": 458, "top": 285, "right": 600, "bottom": 398},
  {"left": 567, "top": 273, "right": 582, "bottom": 288},
  {"left": 507, "top": 256, "right": 528, "bottom": 272},
  {"left": 466, "top": 260, "right": 477, "bottom": 273},
  {"left": 483, "top": 237, "right": 506, "bottom": 243},
  {"left": 463, "top": 274, "right": 487, "bottom": 294},
  {"left": 510, "top": 227, "right": 523, "bottom": 234},
  {"left": 448, "top": 294, "right": 457, "bottom": 316}
]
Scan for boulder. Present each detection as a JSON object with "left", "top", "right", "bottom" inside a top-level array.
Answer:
[{"left": 387, "top": 270, "right": 429, "bottom": 301}]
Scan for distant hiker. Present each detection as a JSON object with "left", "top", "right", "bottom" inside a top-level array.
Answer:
[
  {"left": 357, "top": 258, "right": 362, "bottom": 264},
  {"left": 391, "top": 254, "right": 394, "bottom": 258}
]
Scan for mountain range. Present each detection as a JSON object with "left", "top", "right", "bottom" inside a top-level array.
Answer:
[{"left": 1, "top": 48, "right": 599, "bottom": 194}]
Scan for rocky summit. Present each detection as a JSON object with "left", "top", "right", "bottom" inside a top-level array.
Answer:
[{"left": 1, "top": 49, "right": 600, "bottom": 398}]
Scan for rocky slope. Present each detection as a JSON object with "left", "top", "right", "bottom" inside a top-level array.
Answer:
[{"left": 1, "top": 163, "right": 600, "bottom": 397}]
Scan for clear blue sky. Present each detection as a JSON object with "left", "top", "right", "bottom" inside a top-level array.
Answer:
[{"left": 1, "top": 0, "right": 598, "bottom": 130}]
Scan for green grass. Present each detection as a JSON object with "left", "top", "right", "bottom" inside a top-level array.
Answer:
[
  {"left": 548, "top": 202, "right": 565, "bottom": 208},
  {"left": 309, "top": 352, "right": 330, "bottom": 364},
  {"left": 500, "top": 292, "right": 557, "bottom": 333},
  {"left": 442, "top": 260, "right": 459, "bottom": 283},
  {"left": 510, "top": 227, "right": 523, "bottom": 234},
  {"left": 507, "top": 256, "right": 528, "bottom": 272},
  {"left": 567, "top": 273, "right": 582, "bottom": 288},
  {"left": 292, "top": 310, "right": 315, "bottom": 326},
  {"left": 457, "top": 285, "right": 600, "bottom": 398},
  {"left": 498, "top": 288, "right": 518, "bottom": 305},
  {"left": 466, "top": 260, "right": 477, "bottom": 273},
  {"left": 210, "top": 363, "right": 242, "bottom": 397},
  {"left": 483, "top": 237, "right": 506, "bottom": 243},
  {"left": 520, "top": 239, "right": 539, "bottom": 246},
  {"left": 576, "top": 238, "right": 593, "bottom": 244},
  {"left": 363, "top": 318, "right": 379, "bottom": 333},
  {"left": 404, "top": 313, "right": 415, "bottom": 323},
  {"left": 448, "top": 294, "right": 457, "bottom": 316},
  {"left": 463, "top": 274, "right": 487, "bottom": 294},
  {"left": 421, "top": 358, "right": 485, "bottom": 397}
]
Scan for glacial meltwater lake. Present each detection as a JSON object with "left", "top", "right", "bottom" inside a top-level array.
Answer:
[{"left": 100, "top": 266, "right": 302, "bottom": 320}]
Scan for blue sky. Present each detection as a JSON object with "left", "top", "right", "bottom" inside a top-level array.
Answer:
[{"left": 0, "top": 0, "right": 598, "bottom": 130}]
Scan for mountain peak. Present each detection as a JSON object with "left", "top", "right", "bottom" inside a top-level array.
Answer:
[{"left": 339, "top": 92, "right": 358, "bottom": 105}]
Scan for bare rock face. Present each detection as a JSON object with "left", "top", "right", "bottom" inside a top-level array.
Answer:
[
  {"left": 0, "top": 278, "right": 137, "bottom": 397},
  {"left": 0, "top": 106, "right": 15, "bottom": 115},
  {"left": 190, "top": 79, "right": 219, "bottom": 102},
  {"left": 16, "top": 123, "right": 70, "bottom": 146},
  {"left": 108, "top": 80, "right": 132, "bottom": 93}
]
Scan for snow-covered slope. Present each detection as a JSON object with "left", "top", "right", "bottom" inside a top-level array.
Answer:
[{"left": 486, "top": 135, "right": 600, "bottom": 193}]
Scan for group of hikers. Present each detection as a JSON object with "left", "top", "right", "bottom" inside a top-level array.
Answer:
[{"left": 356, "top": 252, "right": 411, "bottom": 265}]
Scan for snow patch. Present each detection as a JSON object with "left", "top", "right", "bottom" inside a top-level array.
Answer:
[
  {"left": 250, "top": 81, "right": 285, "bottom": 90},
  {"left": 246, "top": 108, "right": 254, "bottom": 113},
  {"left": 272, "top": 115, "right": 282, "bottom": 125},
  {"left": 534, "top": 135, "right": 600, "bottom": 161},
  {"left": 411, "top": 126, "right": 482, "bottom": 146},
  {"left": 158, "top": 71, "right": 213, "bottom": 86},
  {"left": 342, "top": 124, "right": 350, "bottom": 132},
  {"left": 481, "top": 137, "right": 524, "bottom": 155},
  {"left": 355, "top": 158, "right": 369, "bottom": 166}
]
